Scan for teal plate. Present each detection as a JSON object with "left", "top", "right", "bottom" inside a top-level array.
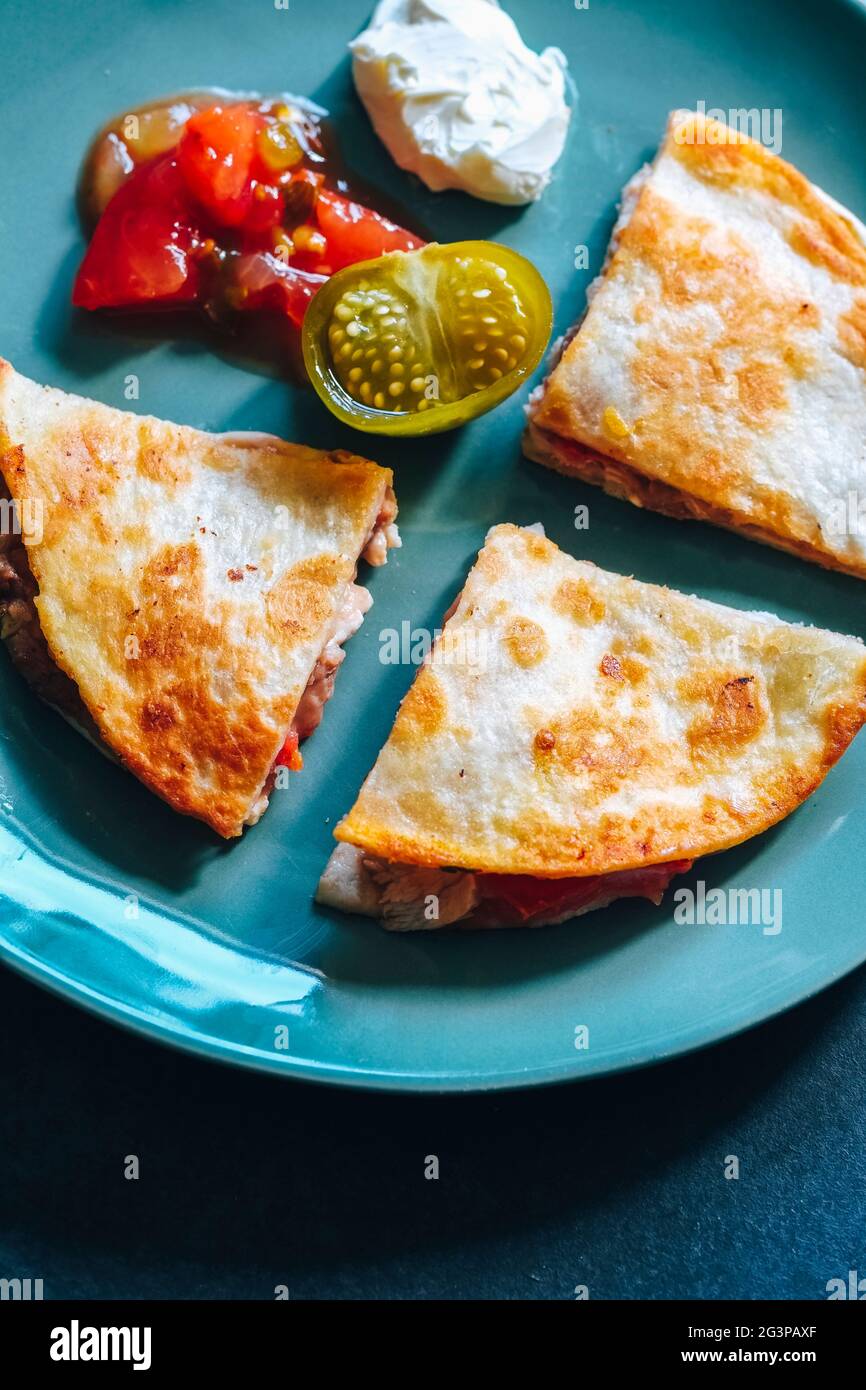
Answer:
[{"left": 2, "top": 0, "right": 866, "bottom": 1091}]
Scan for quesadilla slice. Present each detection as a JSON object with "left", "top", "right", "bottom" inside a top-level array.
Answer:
[
  {"left": 318, "top": 524, "right": 866, "bottom": 930},
  {"left": 0, "top": 359, "right": 399, "bottom": 837},
  {"left": 525, "top": 109, "right": 866, "bottom": 579}
]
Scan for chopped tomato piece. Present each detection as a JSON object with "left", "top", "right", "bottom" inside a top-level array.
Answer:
[
  {"left": 72, "top": 154, "right": 201, "bottom": 309},
  {"left": 74, "top": 96, "right": 426, "bottom": 348},
  {"left": 314, "top": 189, "right": 424, "bottom": 270},
  {"left": 178, "top": 103, "right": 262, "bottom": 227},
  {"left": 476, "top": 860, "right": 694, "bottom": 925},
  {"left": 275, "top": 729, "right": 304, "bottom": 771},
  {"left": 241, "top": 181, "right": 285, "bottom": 241},
  {"left": 477, "top": 873, "right": 606, "bottom": 921},
  {"left": 233, "top": 253, "right": 327, "bottom": 328}
]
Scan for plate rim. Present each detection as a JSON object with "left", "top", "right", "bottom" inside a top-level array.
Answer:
[{"left": 2, "top": 921, "right": 864, "bottom": 1093}]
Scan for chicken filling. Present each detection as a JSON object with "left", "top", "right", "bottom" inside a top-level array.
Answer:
[{"left": 362, "top": 855, "right": 693, "bottom": 931}]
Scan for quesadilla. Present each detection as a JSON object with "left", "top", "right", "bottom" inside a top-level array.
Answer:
[
  {"left": 0, "top": 359, "right": 399, "bottom": 837},
  {"left": 317, "top": 524, "right": 866, "bottom": 930},
  {"left": 525, "top": 109, "right": 866, "bottom": 579}
]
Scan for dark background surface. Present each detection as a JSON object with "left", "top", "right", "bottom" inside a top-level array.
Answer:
[
  {"left": 2, "top": 0, "right": 866, "bottom": 1302},
  {"left": 1, "top": 959, "right": 864, "bottom": 1301}
]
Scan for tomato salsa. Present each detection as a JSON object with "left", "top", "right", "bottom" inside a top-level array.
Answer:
[{"left": 73, "top": 92, "right": 424, "bottom": 333}]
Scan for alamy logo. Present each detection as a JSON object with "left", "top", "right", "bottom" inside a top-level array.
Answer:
[
  {"left": 0, "top": 1276, "right": 43, "bottom": 1299},
  {"left": 673, "top": 881, "right": 782, "bottom": 936},
  {"left": 826, "top": 1269, "right": 866, "bottom": 1299},
  {"left": 0, "top": 495, "right": 43, "bottom": 545},
  {"left": 379, "top": 620, "right": 488, "bottom": 669},
  {"left": 824, "top": 491, "right": 866, "bottom": 537},
  {"left": 50, "top": 1320, "right": 152, "bottom": 1371},
  {"left": 677, "top": 101, "right": 783, "bottom": 156}
]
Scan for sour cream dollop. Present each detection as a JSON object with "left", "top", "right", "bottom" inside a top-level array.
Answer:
[{"left": 350, "top": 0, "right": 572, "bottom": 206}]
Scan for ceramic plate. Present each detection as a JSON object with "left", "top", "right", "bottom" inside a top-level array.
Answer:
[{"left": 2, "top": 0, "right": 866, "bottom": 1090}]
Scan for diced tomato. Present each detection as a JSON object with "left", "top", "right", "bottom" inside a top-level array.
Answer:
[
  {"left": 232, "top": 252, "right": 327, "bottom": 328},
  {"left": 72, "top": 153, "right": 202, "bottom": 309},
  {"left": 475, "top": 860, "right": 694, "bottom": 925},
  {"left": 178, "top": 103, "right": 262, "bottom": 228},
  {"left": 275, "top": 729, "right": 304, "bottom": 771},
  {"left": 477, "top": 873, "right": 607, "bottom": 922},
  {"left": 74, "top": 98, "right": 426, "bottom": 337},
  {"left": 241, "top": 182, "right": 285, "bottom": 243},
  {"left": 314, "top": 189, "right": 424, "bottom": 271}
]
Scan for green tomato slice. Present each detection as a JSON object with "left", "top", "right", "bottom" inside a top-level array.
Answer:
[{"left": 302, "top": 241, "right": 553, "bottom": 436}]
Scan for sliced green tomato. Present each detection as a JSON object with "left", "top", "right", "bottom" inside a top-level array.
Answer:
[{"left": 301, "top": 241, "right": 552, "bottom": 436}]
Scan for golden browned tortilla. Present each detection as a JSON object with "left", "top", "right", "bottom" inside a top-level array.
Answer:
[
  {"left": 0, "top": 360, "right": 395, "bottom": 837},
  {"left": 334, "top": 525, "right": 866, "bottom": 877},
  {"left": 526, "top": 109, "right": 866, "bottom": 579}
]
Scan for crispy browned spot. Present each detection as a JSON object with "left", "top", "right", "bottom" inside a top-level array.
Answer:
[
  {"left": 133, "top": 544, "right": 215, "bottom": 667},
  {"left": 118, "top": 541, "right": 276, "bottom": 784},
  {"left": 788, "top": 221, "right": 866, "bottom": 288},
  {"left": 151, "top": 543, "right": 197, "bottom": 579},
  {"left": 838, "top": 297, "right": 866, "bottom": 371},
  {"left": 474, "top": 545, "right": 506, "bottom": 586},
  {"left": 395, "top": 789, "right": 450, "bottom": 834},
  {"left": 610, "top": 635, "right": 645, "bottom": 669},
  {"left": 139, "top": 699, "right": 175, "bottom": 732},
  {"left": 138, "top": 622, "right": 186, "bottom": 666},
  {"left": 670, "top": 114, "right": 866, "bottom": 288},
  {"left": 266, "top": 552, "right": 345, "bottom": 636},
  {"left": 134, "top": 421, "right": 195, "bottom": 487},
  {"left": 620, "top": 654, "right": 649, "bottom": 684},
  {"left": 535, "top": 728, "right": 556, "bottom": 751},
  {"left": 685, "top": 674, "right": 767, "bottom": 756},
  {"left": 31, "top": 425, "right": 120, "bottom": 529},
  {"left": 545, "top": 705, "right": 655, "bottom": 803},
  {"left": 823, "top": 668, "right": 866, "bottom": 767},
  {"left": 122, "top": 545, "right": 215, "bottom": 672},
  {"left": 393, "top": 671, "right": 447, "bottom": 744},
  {"left": 553, "top": 577, "right": 605, "bottom": 625},
  {"left": 523, "top": 532, "right": 551, "bottom": 562},
  {"left": 504, "top": 616, "right": 548, "bottom": 668},
  {"left": 736, "top": 361, "right": 787, "bottom": 424},
  {"left": 625, "top": 191, "right": 814, "bottom": 449},
  {"left": 782, "top": 341, "right": 818, "bottom": 378}
]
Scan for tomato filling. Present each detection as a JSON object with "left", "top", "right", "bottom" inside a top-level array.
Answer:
[
  {"left": 471, "top": 860, "right": 693, "bottom": 927},
  {"left": 274, "top": 729, "right": 304, "bottom": 772},
  {"left": 73, "top": 96, "right": 424, "bottom": 330}
]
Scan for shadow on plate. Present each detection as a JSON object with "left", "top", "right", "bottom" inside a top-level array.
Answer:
[{"left": 310, "top": 826, "right": 781, "bottom": 990}]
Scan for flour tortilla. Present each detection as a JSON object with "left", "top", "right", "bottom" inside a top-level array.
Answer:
[
  {"left": 0, "top": 359, "right": 395, "bottom": 836},
  {"left": 333, "top": 524, "right": 866, "bottom": 877}
]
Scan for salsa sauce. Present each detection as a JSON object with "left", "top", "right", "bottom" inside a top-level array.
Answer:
[{"left": 73, "top": 90, "right": 425, "bottom": 365}]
